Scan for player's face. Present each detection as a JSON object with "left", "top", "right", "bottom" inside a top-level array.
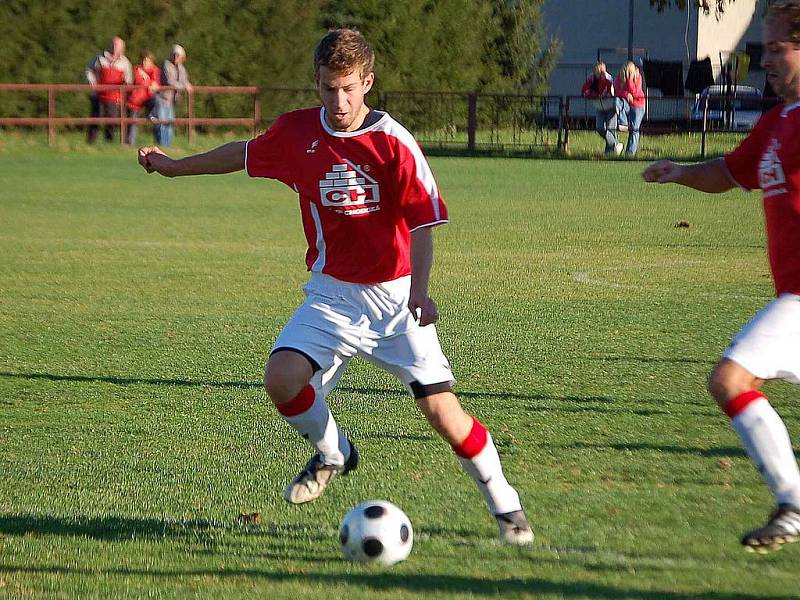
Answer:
[
  {"left": 317, "top": 66, "right": 374, "bottom": 132},
  {"left": 762, "top": 19, "right": 800, "bottom": 103}
]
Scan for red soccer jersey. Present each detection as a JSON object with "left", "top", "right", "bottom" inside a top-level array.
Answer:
[
  {"left": 245, "top": 107, "right": 448, "bottom": 284},
  {"left": 725, "top": 102, "right": 800, "bottom": 295}
]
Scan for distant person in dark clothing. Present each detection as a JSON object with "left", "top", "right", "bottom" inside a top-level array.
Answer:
[{"left": 85, "top": 36, "right": 133, "bottom": 143}]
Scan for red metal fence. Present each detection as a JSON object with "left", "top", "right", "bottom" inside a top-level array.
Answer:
[{"left": 0, "top": 83, "right": 260, "bottom": 145}]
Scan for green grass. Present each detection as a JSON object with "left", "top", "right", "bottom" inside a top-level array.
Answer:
[{"left": 0, "top": 142, "right": 797, "bottom": 599}]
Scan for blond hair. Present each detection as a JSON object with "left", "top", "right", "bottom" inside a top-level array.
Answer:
[
  {"left": 618, "top": 61, "right": 639, "bottom": 85},
  {"left": 314, "top": 29, "right": 375, "bottom": 78}
]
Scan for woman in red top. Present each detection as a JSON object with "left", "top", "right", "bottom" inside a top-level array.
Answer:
[
  {"left": 126, "top": 52, "right": 160, "bottom": 145},
  {"left": 615, "top": 61, "right": 646, "bottom": 156}
]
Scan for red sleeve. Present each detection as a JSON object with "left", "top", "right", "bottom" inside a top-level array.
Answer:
[
  {"left": 613, "top": 76, "right": 623, "bottom": 98},
  {"left": 724, "top": 108, "right": 777, "bottom": 190},
  {"left": 632, "top": 76, "right": 645, "bottom": 102},
  {"left": 394, "top": 140, "right": 448, "bottom": 231},
  {"left": 245, "top": 114, "right": 294, "bottom": 186},
  {"left": 581, "top": 78, "right": 593, "bottom": 97}
]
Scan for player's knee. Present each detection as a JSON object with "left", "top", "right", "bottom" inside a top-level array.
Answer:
[
  {"left": 264, "top": 354, "right": 311, "bottom": 405},
  {"left": 707, "top": 359, "right": 759, "bottom": 408}
]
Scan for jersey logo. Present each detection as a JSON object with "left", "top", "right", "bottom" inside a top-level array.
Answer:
[
  {"left": 306, "top": 139, "right": 319, "bottom": 154},
  {"left": 319, "top": 160, "right": 381, "bottom": 215},
  {"left": 759, "top": 138, "right": 787, "bottom": 198}
]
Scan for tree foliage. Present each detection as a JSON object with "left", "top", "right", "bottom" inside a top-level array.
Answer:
[
  {"left": 0, "top": 0, "right": 560, "bottom": 120},
  {"left": 649, "top": 0, "right": 735, "bottom": 17}
]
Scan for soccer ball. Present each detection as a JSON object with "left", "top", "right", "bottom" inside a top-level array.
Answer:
[{"left": 339, "top": 500, "right": 413, "bottom": 565}]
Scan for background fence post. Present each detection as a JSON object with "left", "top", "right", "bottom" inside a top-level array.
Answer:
[
  {"left": 47, "top": 86, "right": 55, "bottom": 147},
  {"left": 188, "top": 90, "right": 195, "bottom": 145},
  {"left": 253, "top": 91, "right": 261, "bottom": 137},
  {"left": 467, "top": 92, "right": 477, "bottom": 153},
  {"left": 120, "top": 86, "right": 127, "bottom": 145}
]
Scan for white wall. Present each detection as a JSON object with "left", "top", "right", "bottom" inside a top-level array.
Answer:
[{"left": 542, "top": 0, "right": 766, "bottom": 96}]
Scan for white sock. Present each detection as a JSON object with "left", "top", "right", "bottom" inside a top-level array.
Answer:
[
  {"left": 454, "top": 418, "right": 522, "bottom": 515},
  {"left": 731, "top": 397, "right": 800, "bottom": 507},
  {"left": 278, "top": 385, "right": 349, "bottom": 466}
]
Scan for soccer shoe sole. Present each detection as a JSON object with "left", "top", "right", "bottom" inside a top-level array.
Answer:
[{"left": 743, "top": 534, "right": 799, "bottom": 554}]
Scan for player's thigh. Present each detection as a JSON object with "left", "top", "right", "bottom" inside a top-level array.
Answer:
[
  {"left": 722, "top": 293, "right": 800, "bottom": 384},
  {"left": 364, "top": 323, "right": 455, "bottom": 396}
]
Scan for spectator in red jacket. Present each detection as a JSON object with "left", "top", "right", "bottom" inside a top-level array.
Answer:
[
  {"left": 85, "top": 36, "right": 133, "bottom": 143},
  {"left": 126, "top": 51, "right": 160, "bottom": 145},
  {"left": 615, "top": 61, "right": 646, "bottom": 156},
  {"left": 582, "top": 62, "right": 622, "bottom": 155}
]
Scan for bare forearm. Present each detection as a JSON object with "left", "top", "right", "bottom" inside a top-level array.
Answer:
[
  {"left": 674, "top": 159, "right": 736, "bottom": 193},
  {"left": 171, "top": 141, "right": 246, "bottom": 176},
  {"left": 643, "top": 157, "right": 736, "bottom": 193},
  {"left": 410, "top": 227, "right": 434, "bottom": 295}
]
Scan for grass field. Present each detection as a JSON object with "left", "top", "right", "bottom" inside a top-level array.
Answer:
[{"left": 0, "top": 139, "right": 798, "bottom": 599}]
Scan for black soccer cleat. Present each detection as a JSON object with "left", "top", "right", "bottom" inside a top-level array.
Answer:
[
  {"left": 741, "top": 504, "right": 800, "bottom": 554},
  {"left": 283, "top": 439, "right": 359, "bottom": 504}
]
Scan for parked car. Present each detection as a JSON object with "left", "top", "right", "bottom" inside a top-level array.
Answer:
[{"left": 690, "top": 85, "right": 764, "bottom": 131}]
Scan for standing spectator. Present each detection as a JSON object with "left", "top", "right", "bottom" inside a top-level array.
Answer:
[
  {"left": 581, "top": 61, "right": 622, "bottom": 155},
  {"left": 641, "top": 0, "right": 800, "bottom": 553},
  {"left": 85, "top": 36, "right": 133, "bottom": 143},
  {"left": 615, "top": 61, "right": 646, "bottom": 156},
  {"left": 137, "top": 28, "right": 533, "bottom": 545},
  {"left": 154, "top": 44, "right": 192, "bottom": 146},
  {"left": 126, "top": 51, "right": 160, "bottom": 145}
]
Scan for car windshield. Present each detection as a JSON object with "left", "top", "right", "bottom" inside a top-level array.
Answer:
[{"left": 704, "top": 94, "right": 762, "bottom": 112}]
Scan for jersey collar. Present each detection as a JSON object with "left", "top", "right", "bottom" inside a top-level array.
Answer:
[{"left": 319, "top": 107, "right": 389, "bottom": 137}]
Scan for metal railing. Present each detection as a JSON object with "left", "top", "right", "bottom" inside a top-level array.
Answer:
[
  {"left": 0, "top": 83, "right": 260, "bottom": 145},
  {"left": 0, "top": 84, "right": 780, "bottom": 158}
]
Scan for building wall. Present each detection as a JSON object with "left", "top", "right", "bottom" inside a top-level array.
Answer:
[{"left": 542, "top": 0, "right": 766, "bottom": 97}]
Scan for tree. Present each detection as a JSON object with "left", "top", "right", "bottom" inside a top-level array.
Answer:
[
  {"left": 483, "top": 0, "right": 561, "bottom": 95},
  {"left": 649, "top": 0, "right": 735, "bottom": 17}
]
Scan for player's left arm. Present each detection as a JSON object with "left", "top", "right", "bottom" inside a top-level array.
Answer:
[
  {"left": 138, "top": 141, "right": 246, "bottom": 177},
  {"left": 409, "top": 226, "right": 439, "bottom": 326}
]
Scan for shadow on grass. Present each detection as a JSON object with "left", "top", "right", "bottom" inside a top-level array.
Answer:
[
  {"left": 565, "top": 441, "right": 748, "bottom": 458},
  {"left": 0, "top": 514, "right": 332, "bottom": 543},
  {"left": 0, "top": 370, "right": 723, "bottom": 418},
  {"left": 0, "top": 564, "right": 790, "bottom": 600},
  {"left": 0, "top": 370, "right": 606, "bottom": 404}
]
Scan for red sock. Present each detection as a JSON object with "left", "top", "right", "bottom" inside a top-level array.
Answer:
[
  {"left": 723, "top": 390, "right": 765, "bottom": 419},
  {"left": 452, "top": 417, "right": 488, "bottom": 459},
  {"left": 276, "top": 384, "right": 316, "bottom": 417}
]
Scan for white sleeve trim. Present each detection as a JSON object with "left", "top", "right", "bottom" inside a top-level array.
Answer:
[
  {"left": 244, "top": 139, "right": 252, "bottom": 177},
  {"left": 379, "top": 117, "right": 443, "bottom": 221},
  {"left": 409, "top": 219, "right": 449, "bottom": 232}
]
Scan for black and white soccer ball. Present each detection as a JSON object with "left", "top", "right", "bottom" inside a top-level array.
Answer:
[{"left": 339, "top": 500, "right": 413, "bottom": 565}]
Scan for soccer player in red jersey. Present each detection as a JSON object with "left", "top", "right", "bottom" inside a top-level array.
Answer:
[
  {"left": 138, "top": 29, "right": 532, "bottom": 545},
  {"left": 642, "top": 1, "right": 800, "bottom": 553}
]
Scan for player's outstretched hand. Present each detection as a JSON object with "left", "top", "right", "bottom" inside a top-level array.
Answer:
[
  {"left": 642, "top": 160, "right": 683, "bottom": 184},
  {"left": 138, "top": 146, "right": 177, "bottom": 177},
  {"left": 408, "top": 291, "right": 439, "bottom": 327}
]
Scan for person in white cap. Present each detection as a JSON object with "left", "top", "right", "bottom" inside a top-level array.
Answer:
[{"left": 154, "top": 44, "right": 192, "bottom": 146}]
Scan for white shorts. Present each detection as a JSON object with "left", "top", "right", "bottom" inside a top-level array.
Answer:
[
  {"left": 273, "top": 273, "right": 455, "bottom": 398},
  {"left": 723, "top": 293, "right": 800, "bottom": 384}
]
